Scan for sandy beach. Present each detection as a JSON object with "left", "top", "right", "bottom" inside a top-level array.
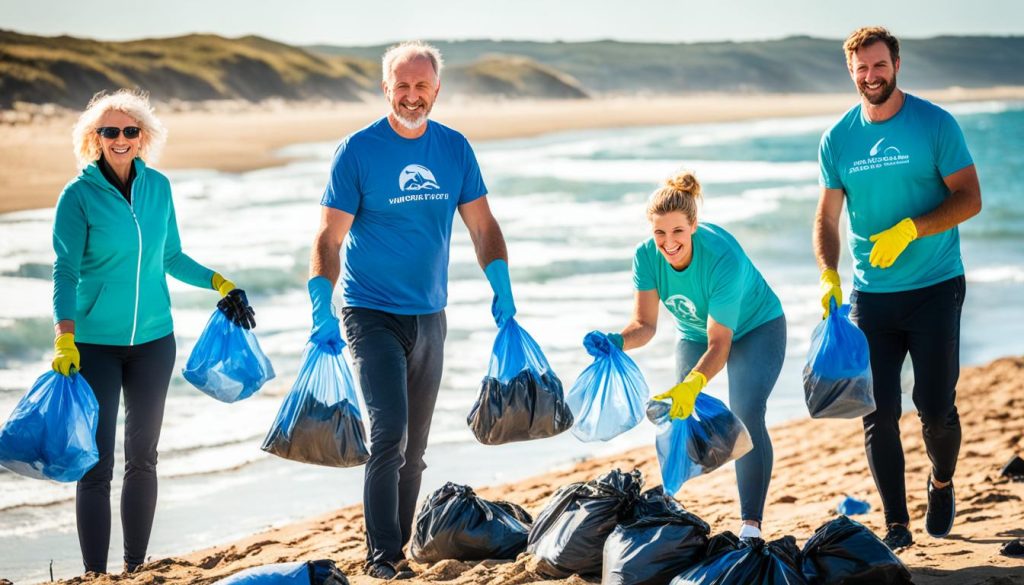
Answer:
[
  {"left": 3, "top": 87, "right": 1024, "bottom": 215},
  {"left": 48, "top": 356, "right": 1024, "bottom": 585}
]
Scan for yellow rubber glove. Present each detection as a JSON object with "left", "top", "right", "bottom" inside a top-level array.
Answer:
[
  {"left": 52, "top": 332, "right": 80, "bottom": 376},
  {"left": 868, "top": 218, "right": 918, "bottom": 269},
  {"left": 211, "top": 272, "right": 237, "bottom": 297},
  {"left": 820, "top": 268, "right": 842, "bottom": 319},
  {"left": 652, "top": 370, "right": 708, "bottom": 420}
]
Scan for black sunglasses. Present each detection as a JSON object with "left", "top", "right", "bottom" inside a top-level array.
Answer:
[{"left": 96, "top": 126, "right": 142, "bottom": 139}]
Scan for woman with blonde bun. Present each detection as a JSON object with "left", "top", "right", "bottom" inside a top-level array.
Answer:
[{"left": 585, "top": 170, "right": 786, "bottom": 538}]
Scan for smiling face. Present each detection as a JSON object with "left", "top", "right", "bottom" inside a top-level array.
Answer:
[
  {"left": 382, "top": 55, "right": 440, "bottom": 136},
  {"left": 849, "top": 41, "right": 900, "bottom": 106},
  {"left": 96, "top": 110, "right": 142, "bottom": 168},
  {"left": 651, "top": 211, "right": 698, "bottom": 270}
]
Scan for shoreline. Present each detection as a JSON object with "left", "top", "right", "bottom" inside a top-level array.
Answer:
[{"left": 2, "top": 86, "right": 1024, "bottom": 215}]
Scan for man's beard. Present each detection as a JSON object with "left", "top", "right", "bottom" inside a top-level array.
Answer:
[
  {"left": 392, "top": 101, "right": 431, "bottom": 130},
  {"left": 859, "top": 75, "right": 897, "bottom": 106}
]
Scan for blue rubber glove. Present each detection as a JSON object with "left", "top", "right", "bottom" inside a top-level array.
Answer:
[
  {"left": 308, "top": 276, "right": 344, "bottom": 354},
  {"left": 583, "top": 330, "right": 624, "bottom": 357},
  {"left": 484, "top": 259, "right": 516, "bottom": 327}
]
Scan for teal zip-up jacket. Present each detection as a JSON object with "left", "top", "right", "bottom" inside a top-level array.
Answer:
[{"left": 52, "top": 158, "right": 215, "bottom": 345}]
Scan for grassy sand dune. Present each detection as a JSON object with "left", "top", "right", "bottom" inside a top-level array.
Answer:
[{"left": 61, "top": 356, "right": 1024, "bottom": 584}]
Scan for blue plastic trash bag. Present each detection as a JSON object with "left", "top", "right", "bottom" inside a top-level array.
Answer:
[
  {"left": 0, "top": 370, "right": 99, "bottom": 482},
  {"left": 468, "top": 318, "right": 574, "bottom": 444},
  {"left": 183, "top": 309, "right": 275, "bottom": 403},
  {"left": 261, "top": 343, "right": 369, "bottom": 467},
  {"left": 648, "top": 393, "right": 753, "bottom": 494},
  {"left": 215, "top": 559, "right": 349, "bottom": 584},
  {"left": 836, "top": 495, "right": 871, "bottom": 516},
  {"left": 566, "top": 331, "right": 648, "bottom": 442},
  {"left": 803, "top": 300, "right": 875, "bottom": 419}
]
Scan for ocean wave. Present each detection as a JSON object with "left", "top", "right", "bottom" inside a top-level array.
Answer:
[{"left": 967, "top": 265, "right": 1024, "bottom": 283}]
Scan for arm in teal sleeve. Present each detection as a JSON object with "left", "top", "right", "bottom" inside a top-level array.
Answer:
[
  {"left": 163, "top": 190, "right": 216, "bottom": 288},
  {"left": 52, "top": 188, "right": 87, "bottom": 323}
]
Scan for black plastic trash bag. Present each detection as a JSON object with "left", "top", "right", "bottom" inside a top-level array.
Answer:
[
  {"left": 214, "top": 559, "right": 349, "bottom": 584},
  {"left": 527, "top": 468, "right": 643, "bottom": 578},
  {"left": 410, "top": 482, "right": 532, "bottom": 562},
  {"left": 801, "top": 516, "right": 912, "bottom": 584},
  {"left": 602, "top": 486, "right": 710, "bottom": 585},
  {"left": 468, "top": 318, "right": 574, "bottom": 444},
  {"left": 672, "top": 536, "right": 807, "bottom": 585},
  {"left": 803, "top": 300, "right": 875, "bottom": 419},
  {"left": 261, "top": 343, "right": 369, "bottom": 467}
]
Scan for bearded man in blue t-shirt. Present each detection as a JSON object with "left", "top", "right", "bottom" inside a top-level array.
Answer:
[
  {"left": 307, "top": 41, "right": 516, "bottom": 580},
  {"left": 814, "top": 26, "right": 982, "bottom": 550}
]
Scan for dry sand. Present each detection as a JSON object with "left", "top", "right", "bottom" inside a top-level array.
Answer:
[
  {"left": 59, "top": 356, "right": 1024, "bottom": 584},
  {"left": 3, "top": 87, "right": 1024, "bottom": 214}
]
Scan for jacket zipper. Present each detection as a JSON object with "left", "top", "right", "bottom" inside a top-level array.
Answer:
[{"left": 126, "top": 182, "right": 142, "bottom": 346}]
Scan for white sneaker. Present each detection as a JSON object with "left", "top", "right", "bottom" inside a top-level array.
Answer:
[{"left": 738, "top": 523, "right": 762, "bottom": 540}]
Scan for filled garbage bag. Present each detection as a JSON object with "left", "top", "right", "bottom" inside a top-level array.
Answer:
[
  {"left": 411, "top": 482, "right": 531, "bottom": 562},
  {"left": 214, "top": 559, "right": 349, "bottom": 584},
  {"left": 602, "top": 486, "right": 710, "bottom": 585},
  {"left": 801, "top": 516, "right": 912, "bottom": 585},
  {"left": 566, "top": 333, "right": 648, "bottom": 442},
  {"left": 672, "top": 536, "right": 808, "bottom": 585},
  {"left": 0, "top": 371, "right": 99, "bottom": 482},
  {"left": 261, "top": 343, "right": 369, "bottom": 467},
  {"left": 183, "top": 309, "right": 275, "bottom": 403},
  {"left": 648, "top": 393, "right": 753, "bottom": 494},
  {"left": 468, "top": 319, "right": 573, "bottom": 444},
  {"left": 528, "top": 468, "right": 643, "bottom": 578},
  {"left": 803, "top": 300, "right": 875, "bottom": 419}
]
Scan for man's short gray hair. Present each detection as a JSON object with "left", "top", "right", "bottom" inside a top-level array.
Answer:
[{"left": 381, "top": 41, "right": 444, "bottom": 81}]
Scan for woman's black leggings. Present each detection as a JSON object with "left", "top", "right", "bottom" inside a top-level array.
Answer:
[{"left": 76, "top": 333, "right": 175, "bottom": 573}]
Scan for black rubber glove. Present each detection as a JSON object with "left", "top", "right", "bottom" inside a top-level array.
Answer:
[{"left": 217, "top": 288, "right": 256, "bottom": 329}]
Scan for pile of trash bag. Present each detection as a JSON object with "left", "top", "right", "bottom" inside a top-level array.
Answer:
[
  {"left": 648, "top": 393, "right": 753, "bottom": 494},
  {"left": 214, "top": 559, "right": 349, "bottom": 584},
  {"left": 566, "top": 332, "right": 648, "bottom": 442},
  {"left": 602, "top": 486, "right": 710, "bottom": 585},
  {"left": 183, "top": 309, "right": 275, "bottom": 403},
  {"left": 261, "top": 343, "right": 369, "bottom": 467},
  {"left": 801, "top": 516, "right": 912, "bottom": 584},
  {"left": 803, "top": 300, "right": 875, "bottom": 419},
  {"left": 410, "top": 482, "right": 532, "bottom": 562},
  {"left": 468, "top": 319, "right": 573, "bottom": 444},
  {"left": 528, "top": 468, "right": 643, "bottom": 578},
  {"left": 672, "top": 535, "right": 807, "bottom": 585},
  {"left": 0, "top": 371, "right": 99, "bottom": 482}
]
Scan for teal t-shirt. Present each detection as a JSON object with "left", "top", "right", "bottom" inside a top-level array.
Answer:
[
  {"left": 818, "top": 93, "right": 974, "bottom": 293},
  {"left": 632, "top": 223, "right": 783, "bottom": 343}
]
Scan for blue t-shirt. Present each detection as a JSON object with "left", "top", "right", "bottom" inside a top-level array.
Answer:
[
  {"left": 818, "top": 93, "right": 974, "bottom": 293},
  {"left": 633, "top": 223, "right": 783, "bottom": 343},
  {"left": 321, "top": 118, "right": 487, "bottom": 314}
]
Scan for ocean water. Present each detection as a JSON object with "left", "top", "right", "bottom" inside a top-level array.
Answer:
[{"left": 1, "top": 101, "right": 1022, "bottom": 582}]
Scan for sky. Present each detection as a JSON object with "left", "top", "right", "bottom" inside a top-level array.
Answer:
[{"left": 2, "top": 0, "right": 1022, "bottom": 46}]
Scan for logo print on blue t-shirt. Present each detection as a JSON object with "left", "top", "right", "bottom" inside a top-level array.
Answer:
[
  {"left": 869, "top": 138, "right": 901, "bottom": 157},
  {"left": 664, "top": 294, "right": 699, "bottom": 322},
  {"left": 399, "top": 164, "right": 441, "bottom": 192}
]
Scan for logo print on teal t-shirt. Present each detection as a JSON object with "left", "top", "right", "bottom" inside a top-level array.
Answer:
[
  {"left": 869, "top": 137, "right": 902, "bottom": 157},
  {"left": 399, "top": 164, "right": 441, "bottom": 191},
  {"left": 664, "top": 294, "right": 698, "bottom": 322}
]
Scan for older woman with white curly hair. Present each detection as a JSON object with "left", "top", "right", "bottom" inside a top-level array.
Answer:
[{"left": 52, "top": 89, "right": 255, "bottom": 574}]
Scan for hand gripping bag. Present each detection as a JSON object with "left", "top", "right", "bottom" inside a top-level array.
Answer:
[
  {"left": 671, "top": 536, "right": 808, "bottom": 585},
  {"left": 0, "top": 370, "right": 99, "bottom": 482},
  {"left": 183, "top": 309, "right": 275, "bottom": 403},
  {"left": 602, "top": 486, "right": 710, "bottom": 585},
  {"left": 647, "top": 393, "right": 753, "bottom": 494},
  {"left": 468, "top": 318, "right": 574, "bottom": 444},
  {"left": 566, "top": 340, "right": 647, "bottom": 442},
  {"left": 801, "top": 516, "right": 912, "bottom": 585},
  {"left": 803, "top": 300, "right": 875, "bottom": 419},
  {"left": 411, "top": 482, "right": 532, "bottom": 562},
  {"left": 527, "top": 468, "right": 643, "bottom": 578},
  {"left": 261, "top": 343, "right": 369, "bottom": 467},
  {"left": 214, "top": 559, "right": 349, "bottom": 584}
]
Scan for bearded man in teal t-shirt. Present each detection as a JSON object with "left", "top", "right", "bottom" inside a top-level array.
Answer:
[{"left": 814, "top": 26, "right": 982, "bottom": 550}]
